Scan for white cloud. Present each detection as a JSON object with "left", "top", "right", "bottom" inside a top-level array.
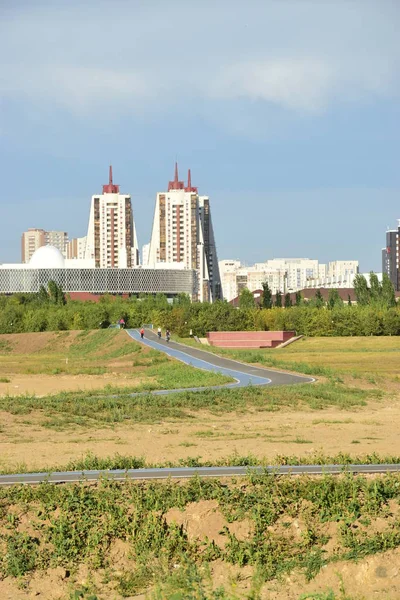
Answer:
[
  {"left": 0, "top": 0, "right": 399, "bottom": 121},
  {"left": 209, "top": 58, "right": 336, "bottom": 112}
]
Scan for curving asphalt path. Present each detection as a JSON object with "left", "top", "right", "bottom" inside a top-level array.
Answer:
[
  {"left": 126, "top": 328, "right": 314, "bottom": 389},
  {"left": 1, "top": 464, "right": 400, "bottom": 487},
  {"left": 0, "top": 329, "right": 317, "bottom": 486}
]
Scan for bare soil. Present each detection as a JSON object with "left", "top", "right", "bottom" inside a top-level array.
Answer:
[
  {"left": 1, "top": 503, "right": 399, "bottom": 599},
  {"left": 0, "top": 373, "right": 148, "bottom": 397},
  {"left": 1, "top": 391, "right": 400, "bottom": 471}
]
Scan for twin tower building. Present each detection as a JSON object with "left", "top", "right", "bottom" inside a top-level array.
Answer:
[{"left": 84, "top": 165, "right": 222, "bottom": 302}]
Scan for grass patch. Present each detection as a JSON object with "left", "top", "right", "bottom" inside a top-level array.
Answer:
[
  {"left": 0, "top": 377, "right": 10, "bottom": 383},
  {"left": 0, "top": 381, "right": 382, "bottom": 426},
  {"left": 176, "top": 335, "right": 400, "bottom": 382}
]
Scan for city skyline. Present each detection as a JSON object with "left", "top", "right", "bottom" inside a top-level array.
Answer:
[{"left": 1, "top": 1, "right": 399, "bottom": 271}]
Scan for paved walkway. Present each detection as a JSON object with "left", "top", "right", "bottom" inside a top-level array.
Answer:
[{"left": 126, "top": 328, "right": 314, "bottom": 389}]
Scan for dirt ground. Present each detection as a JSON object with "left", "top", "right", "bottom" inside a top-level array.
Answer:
[
  {"left": 1, "top": 392, "right": 400, "bottom": 471},
  {"left": 0, "top": 373, "right": 148, "bottom": 397},
  {"left": 0, "top": 497, "right": 399, "bottom": 599}
]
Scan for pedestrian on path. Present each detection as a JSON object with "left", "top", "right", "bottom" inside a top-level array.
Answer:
[{"left": 140, "top": 327, "right": 145, "bottom": 339}]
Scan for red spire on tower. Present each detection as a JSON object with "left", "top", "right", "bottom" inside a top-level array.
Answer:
[
  {"left": 102, "top": 165, "right": 120, "bottom": 194},
  {"left": 168, "top": 162, "right": 184, "bottom": 191},
  {"left": 185, "top": 168, "right": 198, "bottom": 193}
]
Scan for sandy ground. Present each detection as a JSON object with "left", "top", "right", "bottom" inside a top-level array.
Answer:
[
  {"left": 0, "top": 373, "right": 146, "bottom": 397},
  {"left": 1, "top": 392, "right": 400, "bottom": 470},
  {"left": 0, "top": 497, "right": 399, "bottom": 599}
]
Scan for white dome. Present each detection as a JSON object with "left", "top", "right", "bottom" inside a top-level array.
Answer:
[{"left": 30, "top": 245, "right": 65, "bottom": 269}]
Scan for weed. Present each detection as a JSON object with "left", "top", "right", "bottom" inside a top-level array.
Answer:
[{"left": 0, "top": 377, "right": 10, "bottom": 383}]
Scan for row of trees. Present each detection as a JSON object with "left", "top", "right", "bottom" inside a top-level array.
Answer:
[
  {"left": 0, "top": 281, "right": 399, "bottom": 337},
  {"left": 238, "top": 273, "right": 397, "bottom": 310}
]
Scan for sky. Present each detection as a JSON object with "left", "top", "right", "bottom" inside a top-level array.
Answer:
[{"left": 1, "top": 0, "right": 399, "bottom": 271}]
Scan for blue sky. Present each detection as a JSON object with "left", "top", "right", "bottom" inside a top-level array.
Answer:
[{"left": 1, "top": 0, "right": 399, "bottom": 271}]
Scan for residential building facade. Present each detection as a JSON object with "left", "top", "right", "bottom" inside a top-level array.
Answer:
[
  {"left": 21, "top": 228, "right": 46, "bottom": 263},
  {"left": 66, "top": 236, "right": 87, "bottom": 260},
  {"left": 219, "top": 258, "right": 359, "bottom": 301},
  {"left": 304, "top": 260, "right": 359, "bottom": 290},
  {"left": 147, "top": 164, "right": 221, "bottom": 302},
  {"left": 21, "top": 228, "right": 68, "bottom": 263},
  {"left": 382, "top": 221, "right": 400, "bottom": 291},
  {"left": 85, "top": 166, "right": 139, "bottom": 268},
  {"left": 45, "top": 231, "right": 68, "bottom": 255}
]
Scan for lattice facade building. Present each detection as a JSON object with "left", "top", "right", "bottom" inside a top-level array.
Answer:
[{"left": 0, "top": 268, "right": 197, "bottom": 297}]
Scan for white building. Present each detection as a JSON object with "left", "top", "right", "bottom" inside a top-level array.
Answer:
[
  {"left": 141, "top": 243, "right": 150, "bottom": 267},
  {"left": 85, "top": 166, "right": 139, "bottom": 269},
  {"left": 219, "top": 260, "right": 241, "bottom": 301},
  {"left": 219, "top": 258, "right": 360, "bottom": 300},
  {"left": 263, "top": 258, "right": 321, "bottom": 292},
  {"left": 147, "top": 164, "right": 221, "bottom": 302},
  {"left": 304, "top": 260, "right": 359, "bottom": 289},
  {"left": 219, "top": 261, "right": 286, "bottom": 301}
]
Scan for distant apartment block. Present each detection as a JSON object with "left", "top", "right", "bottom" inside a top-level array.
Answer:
[
  {"left": 219, "top": 258, "right": 359, "bottom": 301},
  {"left": 21, "top": 228, "right": 68, "bottom": 263},
  {"left": 382, "top": 220, "right": 400, "bottom": 291},
  {"left": 304, "top": 260, "right": 359, "bottom": 290},
  {"left": 66, "top": 236, "right": 87, "bottom": 260},
  {"left": 21, "top": 228, "right": 46, "bottom": 263},
  {"left": 45, "top": 230, "right": 68, "bottom": 255}
]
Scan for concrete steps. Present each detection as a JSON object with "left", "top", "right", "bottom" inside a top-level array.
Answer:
[{"left": 207, "top": 331, "right": 296, "bottom": 349}]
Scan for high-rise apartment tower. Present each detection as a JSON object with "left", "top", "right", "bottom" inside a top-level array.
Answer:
[
  {"left": 147, "top": 164, "right": 221, "bottom": 302},
  {"left": 382, "top": 220, "right": 400, "bottom": 291},
  {"left": 85, "top": 166, "right": 139, "bottom": 268}
]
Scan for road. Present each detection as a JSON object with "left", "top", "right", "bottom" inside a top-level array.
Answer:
[
  {"left": 1, "top": 464, "right": 400, "bottom": 486},
  {"left": 126, "top": 328, "right": 314, "bottom": 388}
]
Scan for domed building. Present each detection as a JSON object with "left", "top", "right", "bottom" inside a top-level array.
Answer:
[{"left": 29, "top": 245, "right": 65, "bottom": 269}]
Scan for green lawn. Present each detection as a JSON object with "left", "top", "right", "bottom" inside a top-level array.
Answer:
[{"left": 176, "top": 336, "right": 400, "bottom": 381}]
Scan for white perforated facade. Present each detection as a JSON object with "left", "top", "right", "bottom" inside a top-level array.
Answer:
[{"left": 0, "top": 268, "right": 197, "bottom": 296}]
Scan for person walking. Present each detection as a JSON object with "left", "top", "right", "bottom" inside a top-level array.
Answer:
[
  {"left": 165, "top": 329, "right": 170, "bottom": 342},
  {"left": 157, "top": 326, "right": 162, "bottom": 339},
  {"left": 140, "top": 327, "right": 145, "bottom": 339}
]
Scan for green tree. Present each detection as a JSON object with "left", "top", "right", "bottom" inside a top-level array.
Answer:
[
  {"left": 327, "top": 288, "right": 343, "bottom": 310},
  {"left": 37, "top": 285, "right": 49, "bottom": 305},
  {"left": 295, "top": 291, "right": 302, "bottom": 306},
  {"left": 353, "top": 274, "right": 370, "bottom": 306},
  {"left": 314, "top": 289, "right": 325, "bottom": 309},
  {"left": 275, "top": 290, "right": 282, "bottom": 308},
  {"left": 381, "top": 273, "right": 396, "bottom": 308},
  {"left": 348, "top": 294, "right": 352, "bottom": 307},
  {"left": 47, "top": 281, "right": 66, "bottom": 305},
  {"left": 262, "top": 282, "right": 272, "bottom": 309},
  {"left": 369, "top": 272, "right": 382, "bottom": 305},
  {"left": 284, "top": 293, "right": 292, "bottom": 308},
  {"left": 238, "top": 288, "right": 255, "bottom": 309}
]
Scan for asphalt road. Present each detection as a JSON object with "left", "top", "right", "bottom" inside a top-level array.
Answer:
[
  {"left": 1, "top": 464, "right": 400, "bottom": 486},
  {"left": 126, "top": 328, "right": 314, "bottom": 388}
]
